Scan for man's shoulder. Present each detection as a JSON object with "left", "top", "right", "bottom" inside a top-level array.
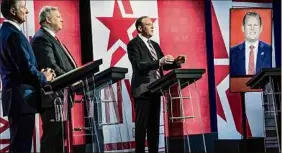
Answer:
[
  {"left": 33, "top": 29, "right": 46, "bottom": 38},
  {"left": 230, "top": 42, "right": 244, "bottom": 51},
  {"left": 259, "top": 41, "right": 271, "bottom": 49},
  {"left": 128, "top": 36, "right": 140, "bottom": 45},
  {"left": 31, "top": 29, "right": 51, "bottom": 43}
]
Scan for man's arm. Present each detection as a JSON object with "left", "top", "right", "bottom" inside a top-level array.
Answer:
[
  {"left": 8, "top": 32, "right": 47, "bottom": 85},
  {"left": 127, "top": 41, "right": 160, "bottom": 72},
  {"left": 154, "top": 44, "right": 181, "bottom": 71},
  {"left": 31, "top": 37, "right": 66, "bottom": 76},
  {"left": 162, "top": 61, "right": 181, "bottom": 70}
]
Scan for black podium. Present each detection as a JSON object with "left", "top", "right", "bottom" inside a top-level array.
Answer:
[
  {"left": 42, "top": 59, "right": 103, "bottom": 153},
  {"left": 148, "top": 69, "right": 208, "bottom": 153},
  {"left": 247, "top": 68, "right": 281, "bottom": 153},
  {"left": 71, "top": 67, "right": 128, "bottom": 152}
]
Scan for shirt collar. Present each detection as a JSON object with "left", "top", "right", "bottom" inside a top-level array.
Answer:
[
  {"left": 4, "top": 20, "right": 21, "bottom": 31},
  {"left": 42, "top": 26, "right": 56, "bottom": 37},
  {"left": 245, "top": 40, "right": 259, "bottom": 51},
  {"left": 138, "top": 33, "right": 151, "bottom": 44}
]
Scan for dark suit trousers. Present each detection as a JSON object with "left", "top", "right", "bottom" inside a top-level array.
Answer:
[
  {"left": 134, "top": 93, "right": 161, "bottom": 153},
  {"left": 8, "top": 114, "right": 35, "bottom": 152},
  {"left": 40, "top": 107, "right": 65, "bottom": 152}
]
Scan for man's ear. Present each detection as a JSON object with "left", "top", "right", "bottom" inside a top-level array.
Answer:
[
  {"left": 241, "top": 25, "right": 245, "bottom": 33},
  {"left": 45, "top": 16, "right": 51, "bottom": 24},
  {"left": 138, "top": 26, "right": 142, "bottom": 33},
  {"left": 10, "top": 7, "right": 16, "bottom": 16},
  {"left": 259, "top": 25, "right": 263, "bottom": 33}
]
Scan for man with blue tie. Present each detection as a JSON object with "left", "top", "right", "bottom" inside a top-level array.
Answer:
[
  {"left": 230, "top": 11, "right": 272, "bottom": 76},
  {"left": 0, "top": 0, "right": 54, "bottom": 152}
]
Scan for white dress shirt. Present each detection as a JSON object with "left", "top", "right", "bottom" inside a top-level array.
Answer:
[
  {"left": 138, "top": 34, "right": 152, "bottom": 51},
  {"left": 245, "top": 40, "right": 259, "bottom": 74}
]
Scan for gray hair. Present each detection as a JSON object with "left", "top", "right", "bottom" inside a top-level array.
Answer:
[{"left": 39, "top": 6, "right": 58, "bottom": 25}]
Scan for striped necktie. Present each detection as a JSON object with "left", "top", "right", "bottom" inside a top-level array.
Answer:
[
  {"left": 248, "top": 45, "right": 255, "bottom": 75},
  {"left": 147, "top": 40, "right": 161, "bottom": 79}
]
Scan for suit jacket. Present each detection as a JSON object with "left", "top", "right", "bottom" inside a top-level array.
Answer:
[
  {"left": 0, "top": 22, "right": 47, "bottom": 116},
  {"left": 230, "top": 41, "right": 272, "bottom": 76},
  {"left": 127, "top": 36, "right": 180, "bottom": 98},
  {"left": 31, "top": 27, "right": 76, "bottom": 108}
]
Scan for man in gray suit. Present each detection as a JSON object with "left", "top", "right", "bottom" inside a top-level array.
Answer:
[{"left": 31, "top": 6, "right": 77, "bottom": 152}]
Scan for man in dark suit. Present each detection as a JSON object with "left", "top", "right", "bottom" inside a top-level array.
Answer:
[
  {"left": 0, "top": 0, "right": 54, "bottom": 152},
  {"left": 31, "top": 6, "right": 77, "bottom": 152},
  {"left": 230, "top": 11, "right": 272, "bottom": 76},
  {"left": 127, "top": 16, "right": 186, "bottom": 153}
]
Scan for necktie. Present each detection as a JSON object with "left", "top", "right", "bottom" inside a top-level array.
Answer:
[
  {"left": 55, "top": 36, "right": 77, "bottom": 68},
  {"left": 147, "top": 40, "right": 161, "bottom": 79},
  {"left": 248, "top": 45, "right": 255, "bottom": 75}
]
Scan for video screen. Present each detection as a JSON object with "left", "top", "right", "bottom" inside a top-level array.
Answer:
[{"left": 229, "top": 8, "right": 273, "bottom": 92}]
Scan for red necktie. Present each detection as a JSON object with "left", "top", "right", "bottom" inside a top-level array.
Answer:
[
  {"left": 248, "top": 45, "right": 255, "bottom": 75},
  {"left": 55, "top": 36, "right": 77, "bottom": 68}
]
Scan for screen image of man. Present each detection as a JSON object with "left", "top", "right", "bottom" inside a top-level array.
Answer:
[
  {"left": 30, "top": 6, "right": 77, "bottom": 152},
  {"left": 230, "top": 11, "right": 272, "bottom": 76},
  {"left": 127, "top": 16, "right": 186, "bottom": 153},
  {"left": 0, "top": 0, "right": 54, "bottom": 152}
]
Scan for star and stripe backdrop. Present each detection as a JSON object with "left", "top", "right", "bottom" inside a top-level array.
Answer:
[{"left": 0, "top": 0, "right": 278, "bottom": 152}]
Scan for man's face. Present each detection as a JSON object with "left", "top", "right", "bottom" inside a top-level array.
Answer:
[
  {"left": 47, "top": 10, "right": 63, "bottom": 33},
  {"left": 242, "top": 16, "right": 262, "bottom": 42},
  {"left": 140, "top": 18, "right": 154, "bottom": 38},
  {"left": 13, "top": 0, "right": 29, "bottom": 24}
]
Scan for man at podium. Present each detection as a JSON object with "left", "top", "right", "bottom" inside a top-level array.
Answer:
[
  {"left": 31, "top": 6, "right": 77, "bottom": 152},
  {"left": 127, "top": 16, "right": 186, "bottom": 153}
]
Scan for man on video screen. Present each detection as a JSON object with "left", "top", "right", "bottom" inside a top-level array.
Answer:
[{"left": 230, "top": 11, "right": 272, "bottom": 76}]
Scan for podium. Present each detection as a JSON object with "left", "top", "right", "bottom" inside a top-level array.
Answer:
[
  {"left": 42, "top": 59, "right": 103, "bottom": 153},
  {"left": 148, "top": 69, "right": 206, "bottom": 152},
  {"left": 71, "top": 67, "right": 128, "bottom": 152},
  {"left": 247, "top": 68, "right": 281, "bottom": 153}
]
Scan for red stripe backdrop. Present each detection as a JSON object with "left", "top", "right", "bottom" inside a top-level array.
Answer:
[{"left": 158, "top": 0, "right": 211, "bottom": 136}]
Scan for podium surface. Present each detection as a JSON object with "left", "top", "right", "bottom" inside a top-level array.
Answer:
[
  {"left": 43, "top": 59, "right": 103, "bottom": 93},
  {"left": 71, "top": 67, "right": 128, "bottom": 94},
  {"left": 246, "top": 68, "right": 281, "bottom": 89},
  {"left": 148, "top": 69, "right": 205, "bottom": 94}
]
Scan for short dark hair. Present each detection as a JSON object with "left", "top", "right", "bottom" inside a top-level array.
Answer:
[
  {"left": 1, "top": 0, "right": 19, "bottom": 19},
  {"left": 135, "top": 16, "right": 148, "bottom": 33},
  {"left": 242, "top": 11, "right": 262, "bottom": 26}
]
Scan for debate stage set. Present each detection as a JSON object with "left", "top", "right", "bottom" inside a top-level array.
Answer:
[{"left": 0, "top": 0, "right": 281, "bottom": 152}]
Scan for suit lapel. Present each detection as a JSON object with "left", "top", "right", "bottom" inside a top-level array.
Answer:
[
  {"left": 256, "top": 41, "right": 266, "bottom": 72},
  {"left": 4, "top": 23, "right": 39, "bottom": 67},
  {"left": 238, "top": 42, "right": 246, "bottom": 75},
  {"left": 136, "top": 36, "right": 154, "bottom": 61},
  {"left": 40, "top": 28, "right": 77, "bottom": 68}
]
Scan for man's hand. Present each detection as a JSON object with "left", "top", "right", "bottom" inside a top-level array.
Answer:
[
  {"left": 160, "top": 55, "right": 175, "bottom": 66},
  {"left": 41, "top": 68, "right": 56, "bottom": 81},
  {"left": 175, "top": 55, "right": 186, "bottom": 64}
]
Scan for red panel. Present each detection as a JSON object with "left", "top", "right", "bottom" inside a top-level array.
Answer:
[
  {"left": 158, "top": 0, "right": 210, "bottom": 136},
  {"left": 33, "top": 0, "right": 84, "bottom": 145}
]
